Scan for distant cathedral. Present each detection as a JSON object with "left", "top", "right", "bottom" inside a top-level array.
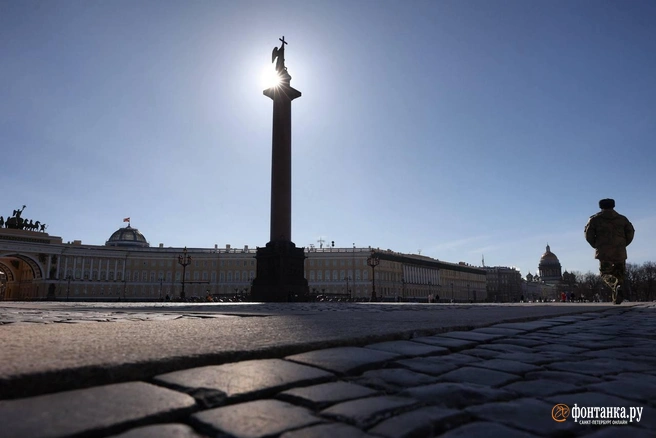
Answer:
[{"left": 537, "top": 244, "right": 562, "bottom": 283}]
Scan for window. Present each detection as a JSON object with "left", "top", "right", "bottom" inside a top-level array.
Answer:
[
  {"left": 317, "top": 271, "right": 322, "bottom": 280},
  {"left": 194, "top": 272, "right": 200, "bottom": 281},
  {"left": 310, "top": 271, "right": 315, "bottom": 281},
  {"left": 363, "top": 271, "right": 368, "bottom": 280},
  {"left": 175, "top": 272, "right": 180, "bottom": 281},
  {"left": 250, "top": 271, "right": 255, "bottom": 280},
  {"left": 235, "top": 271, "right": 240, "bottom": 281},
  {"left": 227, "top": 272, "right": 233, "bottom": 281},
  {"left": 325, "top": 270, "right": 330, "bottom": 281},
  {"left": 340, "top": 270, "right": 345, "bottom": 280},
  {"left": 202, "top": 272, "right": 208, "bottom": 281},
  {"left": 332, "top": 270, "right": 338, "bottom": 281},
  {"left": 242, "top": 271, "right": 247, "bottom": 281},
  {"left": 211, "top": 272, "right": 216, "bottom": 282},
  {"left": 220, "top": 272, "right": 225, "bottom": 282},
  {"left": 142, "top": 271, "right": 147, "bottom": 282}
]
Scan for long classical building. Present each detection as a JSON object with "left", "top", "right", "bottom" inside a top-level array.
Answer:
[{"left": 0, "top": 225, "right": 487, "bottom": 302}]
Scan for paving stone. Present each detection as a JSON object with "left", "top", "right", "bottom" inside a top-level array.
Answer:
[
  {"left": 490, "top": 337, "right": 548, "bottom": 348},
  {"left": 0, "top": 382, "right": 196, "bottom": 438},
  {"left": 438, "top": 421, "right": 541, "bottom": 438},
  {"left": 488, "top": 352, "right": 554, "bottom": 365},
  {"left": 435, "top": 353, "right": 479, "bottom": 365},
  {"left": 154, "top": 359, "right": 332, "bottom": 407},
  {"left": 286, "top": 347, "right": 399, "bottom": 375},
  {"left": 501, "top": 379, "right": 579, "bottom": 397},
  {"left": 545, "top": 392, "right": 656, "bottom": 429},
  {"left": 533, "top": 344, "right": 589, "bottom": 354},
  {"left": 582, "top": 426, "right": 655, "bottom": 438},
  {"left": 546, "top": 358, "right": 653, "bottom": 376},
  {"left": 493, "top": 321, "right": 562, "bottom": 331},
  {"left": 610, "top": 372, "right": 656, "bottom": 388},
  {"left": 478, "top": 343, "right": 536, "bottom": 354},
  {"left": 472, "top": 327, "right": 526, "bottom": 336},
  {"left": 191, "top": 399, "right": 322, "bottom": 438},
  {"left": 363, "top": 340, "right": 449, "bottom": 357},
  {"left": 280, "top": 422, "right": 376, "bottom": 438},
  {"left": 460, "top": 348, "right": 503, "bottom": 359},
  {"left": 468, "top": 359, "right": 544, "bottom": 375},
  {"left": 437, "top": 366, "right": 521, "bottom": 387},
  {"left": 411, "top": 336, "right": 477, "bottom": 351},
  {"left": 367, "top": 406, "right": 468, "bottom": 437},
  {"left": 400, "top": 382, "right": 515, "bottom": 409},
  {"left": 493, "top": 351, "right": 588, "bottom": 365},
  {"left": 355, "top": 368, "right": 439, "bottom": 391},
  {"left": 465, "top": 397, "right": 577, "bottom": 436},
  {"left": 545, "top": 315, "right": 596, "bottom": 323},
  {"left": 563, "top": 333, "right": 619, "bottom": 343},
  {"left": 524, "top": 370, "right": 605, "bottom": 386},
  {"left": 438, "top": 331, "right": 505, "bottom": 342},
  {"left": 109, "top": 424, "right": 206, "bottom": 438},
  {"left": 320, "top": 395, "right": 419, "bottom": 429},
  {"left": 581, "top": 349, "right": 656, "bottom": 364},
  {"left": 394, "top": 357, "right": 459, "bottom": 376},
  {"left": 277, "top": 381, "right": 378, "bottom": 409},
  {"left": 587, "top": 379, "right": 656, "bottom": 406}
]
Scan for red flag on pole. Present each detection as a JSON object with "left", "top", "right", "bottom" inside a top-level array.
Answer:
[{"left": 123, "top": 217, "right": 130, "bottom": 223}]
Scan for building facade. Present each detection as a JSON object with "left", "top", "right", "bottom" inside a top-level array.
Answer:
[
  {"left": 0, "top": 225, "right": 487, "bottom": 302},
  {"left": 538, "top": 244, "right": 563, "bottom": 284},
  {"left": 484, "top": 266, "right": 523, "bottom": 302}
]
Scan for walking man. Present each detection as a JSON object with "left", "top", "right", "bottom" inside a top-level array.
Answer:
[{"left": 585, "top": 199, "right": 635, "bottom": 304}]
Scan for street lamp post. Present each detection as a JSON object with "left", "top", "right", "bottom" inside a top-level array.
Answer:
[
  {"left": 177, "top": 247, "right": 192, "bottom": 301},
  {"left": 345, "top": 275, "right": 350, "bottom": 299},
  {"left": 66, "top": 275, "right": 72, "bottom": 301},
  {"left": 366, "top": 252, "right": 380, "bottom": 302}
]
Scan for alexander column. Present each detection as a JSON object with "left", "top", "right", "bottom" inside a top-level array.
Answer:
[{"left": 251, "top": 37, "right": 309, "bottom": 302}]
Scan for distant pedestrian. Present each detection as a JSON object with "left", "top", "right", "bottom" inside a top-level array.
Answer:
[
  {"left": 585, "top": 199, "right": 635, "bottom": 304},
  {"left": 520, "top": 295, "right": 525, "bottom": 303},
  {"left": 570, "top": 292, "right": 575, "bottom": 302},
  {"left": 561, "top": 292, "right": 567, "bottom": 302}
]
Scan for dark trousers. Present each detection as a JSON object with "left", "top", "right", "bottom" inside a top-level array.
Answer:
[{"left": 599, "top": 260, "right": 625, "bottom": 294}]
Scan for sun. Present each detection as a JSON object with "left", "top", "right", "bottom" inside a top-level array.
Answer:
[{"left": 261, "top": 65, "right": 282, "bottom": 89}]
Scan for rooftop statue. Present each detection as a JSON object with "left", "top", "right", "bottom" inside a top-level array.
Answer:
[{"left": 271, "top": 36, "right": 287, "bottom": 73}]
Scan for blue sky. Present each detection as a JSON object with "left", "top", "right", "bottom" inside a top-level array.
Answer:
[{"left": 2, "top": 0, "right": 654, "bottom": 277}]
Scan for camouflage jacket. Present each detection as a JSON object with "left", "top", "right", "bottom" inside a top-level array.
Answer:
[{"left": 584, "top": 210, "right": 635, "bottom": 261}]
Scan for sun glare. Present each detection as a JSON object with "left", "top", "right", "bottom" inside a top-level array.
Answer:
[{"left": 261, "top": 65, "right": 282, "bottom": 89}]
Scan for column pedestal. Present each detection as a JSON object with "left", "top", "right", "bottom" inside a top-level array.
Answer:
[{"left": 251, "top": 241, "right": 309, "bottom": 302}]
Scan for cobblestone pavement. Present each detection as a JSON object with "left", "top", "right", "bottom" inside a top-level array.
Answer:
[
  {"left": 0, "top": 301, "right": 567, "bottom": 325},
  {"left": 1, "top": 303, "right": 655, "bottom": 437}
]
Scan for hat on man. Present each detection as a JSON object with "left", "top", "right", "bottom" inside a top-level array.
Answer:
[{"left": 599, "top": 198, "right": 615, "bottom": 209}]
